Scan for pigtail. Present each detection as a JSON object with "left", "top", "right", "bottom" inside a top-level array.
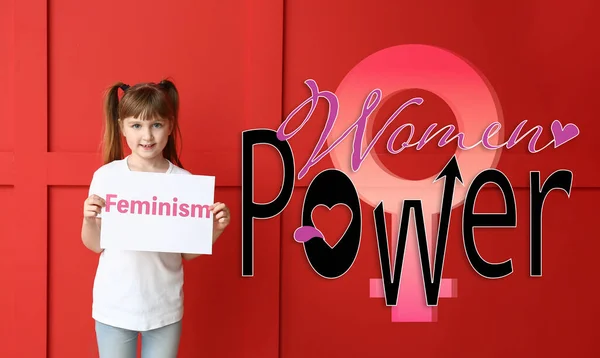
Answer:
[
  {"left": 102, "top": 82, "right": 125, "bottom": 164},
  {"left": 158, "top": 79, "right": 179, "bottom": 119},
  {"left": 158, "top": 79, "right": 184, "bottom": 169}
]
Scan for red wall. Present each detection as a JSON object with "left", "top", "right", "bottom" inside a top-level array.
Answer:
[{"left": 1, "top": 0, "right": 598, "bottom": 357}]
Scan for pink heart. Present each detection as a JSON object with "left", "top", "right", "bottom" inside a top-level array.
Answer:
[{"left": 551, "top": 120, "right": 579, "bottom": 147}]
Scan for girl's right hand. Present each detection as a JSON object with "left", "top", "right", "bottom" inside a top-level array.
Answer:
[{"left": 84, "top": 194, "right": 105, "bottom": 220}]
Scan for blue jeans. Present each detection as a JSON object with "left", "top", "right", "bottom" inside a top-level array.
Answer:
[{"left": 95, "top": 320, "right": 182, "bottom": 358}]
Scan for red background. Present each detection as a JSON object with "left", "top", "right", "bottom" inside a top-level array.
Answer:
[{"left": 1, "top": 0, "right": 598, "bottom": 357}]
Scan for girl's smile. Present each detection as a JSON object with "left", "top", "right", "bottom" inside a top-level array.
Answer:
[{"left": 120, "top": 116, "right": 172, "bottom": 162}]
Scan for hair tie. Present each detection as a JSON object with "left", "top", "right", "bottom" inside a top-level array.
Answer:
[{"left": 120, "top": 84, "right": 130, "bottom": 92}]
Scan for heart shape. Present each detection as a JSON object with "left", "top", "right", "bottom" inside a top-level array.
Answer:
[
  {"left": 293, "top": 204, "right": 352, "bottom": 249},
  {"left": 551, "top": 120, "right": 579, "bottom": 147}
]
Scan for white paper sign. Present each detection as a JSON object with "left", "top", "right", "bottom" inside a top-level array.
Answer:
[{"left": 95, "top": 170, "right": 215, "bottom": 254}]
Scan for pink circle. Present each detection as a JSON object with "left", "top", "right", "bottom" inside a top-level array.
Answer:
[{"left": 329, "top": 44, "right": 504, "bottom": 213}]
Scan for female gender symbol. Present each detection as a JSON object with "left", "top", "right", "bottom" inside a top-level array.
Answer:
[{"left": 329, "top": 44, "right": 504, "bottom": 322}]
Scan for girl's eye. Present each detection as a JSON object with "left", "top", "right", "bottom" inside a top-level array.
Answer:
[
  {"left": 132, "top": 124, "right": 141, "bottom": 129},
  {"left": 153, "top": 123, "right": 163, "bottom": 128}
]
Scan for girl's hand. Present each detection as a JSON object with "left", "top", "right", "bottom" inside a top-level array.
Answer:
[
  {"left": 84, "top": 194, "right": 105, "bottom": 221},
  {"left": 211, "top": 202, "right": 230, "bottom": 232}
]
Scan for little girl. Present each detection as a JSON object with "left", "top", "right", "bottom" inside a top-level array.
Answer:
[{"left": 81, "top": 79, "right": 230, "bottom": 358}]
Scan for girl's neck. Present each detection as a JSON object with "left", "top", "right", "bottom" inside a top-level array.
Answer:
[{"left": 126, "top": 154, "right": 170, "bottom": 173}]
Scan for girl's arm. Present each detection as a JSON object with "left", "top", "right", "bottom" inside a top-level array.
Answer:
[
  {"left": 81, "top": 217, "right": 104, "bottom": 253},
  {"left": 81, "top": 194, "right": 105, "bottom": 254}
]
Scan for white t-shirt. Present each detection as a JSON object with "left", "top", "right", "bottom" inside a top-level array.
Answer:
[{"left": 88, "top": 156, "right": 191, "bottom": 331}]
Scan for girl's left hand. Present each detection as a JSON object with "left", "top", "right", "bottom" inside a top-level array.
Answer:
[{"left": 211, "top": 202, "right": 231, "bottom": 231}]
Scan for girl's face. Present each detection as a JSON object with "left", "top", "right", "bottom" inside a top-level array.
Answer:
[{"left": 120, "top": 116, "right": 172, "bottom": 161}]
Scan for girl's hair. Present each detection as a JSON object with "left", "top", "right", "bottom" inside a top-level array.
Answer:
[{"left": 102, "top": 79, "right": 184, "bottom": 168}]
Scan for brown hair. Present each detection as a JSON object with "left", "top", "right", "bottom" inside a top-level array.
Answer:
[{"left": 102, "top": 79, "right": 184, "bottom": 168}]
